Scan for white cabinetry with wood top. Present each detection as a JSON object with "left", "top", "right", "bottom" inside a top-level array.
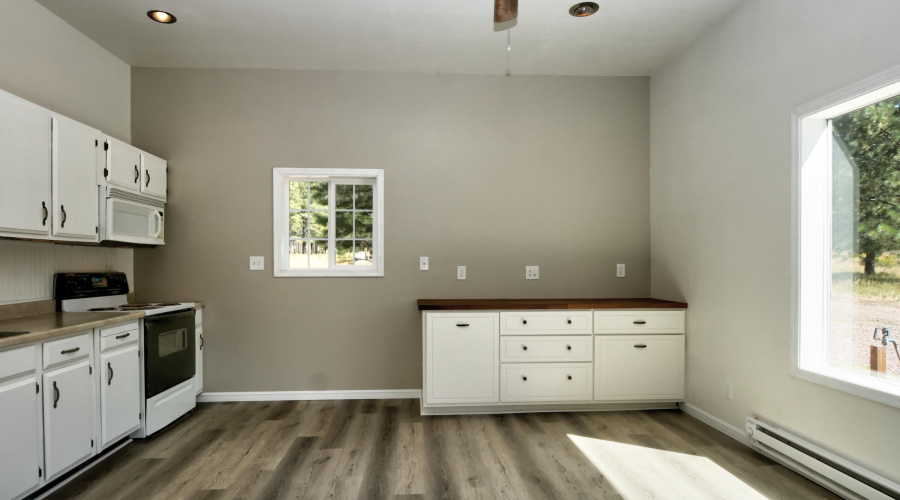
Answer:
[
  {"left": 421, "top": 305, "right": 686, "bottom": 415},
  {"left": 96, "top": 322, "right": 140, "bottom": 450},
  {"left": 0, "top": 346, "right": 43, "bottom": 500}
]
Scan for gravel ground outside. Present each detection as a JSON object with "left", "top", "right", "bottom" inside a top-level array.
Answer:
[{"left": 830, "top": 294, "right": 900, "bottom": 382}]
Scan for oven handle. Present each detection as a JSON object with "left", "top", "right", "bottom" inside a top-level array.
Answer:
[{"left": 152, "top": 211, "right": 163, "bottom": 238}]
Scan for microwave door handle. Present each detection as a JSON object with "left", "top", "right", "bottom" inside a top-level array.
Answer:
[{"left": 152, "top": 211, "right": 163, "bottom": 238}]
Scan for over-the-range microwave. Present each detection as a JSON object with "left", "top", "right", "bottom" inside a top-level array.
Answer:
[{"left": 99, "top": 187, "right": 165, "bottom": 246}]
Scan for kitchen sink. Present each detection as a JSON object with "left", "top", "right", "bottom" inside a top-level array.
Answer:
[{"left": 0, "top": 331, "right": 30, "bottom": 339}]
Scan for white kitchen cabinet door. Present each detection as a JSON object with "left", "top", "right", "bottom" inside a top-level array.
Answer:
[
  {"left": 0, "top": 377, "right": 43, "bottom": 500},
  {"left": 52, "top": 115, "right": 101, "bottom": 240},
  {"left": 43, "top": 360, "right": 95, "bottom": 481},
  {"left": 105, "top": 137, "right": 142, "bottom": 192},
  {"left": 0, "top": 90, "right": 51, "bottom": 236},
  {"left": 99, "top": 345, "right": 140, "bottom": 449},
  {"left": 196, "top": 326, "right": 204, "bottom": 395},
  {"left": 141, "top": 153, "right": 167, "bottom": 200},
  {"left": 593, "top": 335, "right": 685, "bottom": 400},
  {"left": 425, "top": 314, "right": 499, "bottom": 405}
]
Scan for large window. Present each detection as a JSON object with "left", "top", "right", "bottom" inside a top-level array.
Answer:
[
  {"left": 795, "top": 71, "right": 900, "bottom": 407},
  {"left": 273, "top": 168, "right": 383, "bottom": 277}
]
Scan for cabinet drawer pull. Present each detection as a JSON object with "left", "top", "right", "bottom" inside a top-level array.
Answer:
[
  {"left": 634, "top": 344, "right": 647, "bottom": 348},
  {"left": 456, "top": 323, "right": 470, "bottom": 327},
  {"left": 108, "top": 362, "right": 114, "bottom": 385},
  {"left": 633, "top": 320, "right": 647, "bottom": 325},
  {"left": 115, "top": 332, "right": 131, "bottom": 339},
  {"left": 566, "top": 345, "right": 572, "bottom": 351},
  {"left": 60, "top": 205, "right": 67, "bottom": 228},
  {"left": 521, "top": 376, "right": 528, "bottom": 381},
  {"left": 53, "top": 381, "right": 59, "bottom": 408},
  {"left": 61, "top": 347, "right": 80, "bottom": 355},
  {"left": 146, "top": 170, "right": 151, "bottom": 187},
  {"left": 42, "top": 201, "right": 48, "bottom": 226},
  {"left": 567, "top": 319, "right": 572, "bottom": 324},
  {"left": 522, "top": 345, "right": 528, "bottom": 351},
  {"left": 522, "top": 320, "right": 527, "bottom": 325},
  {"left": 567, "top": 375, "right": 573, "bottom": 380},
  {"left": 134, "top": 165, "right": 140, "bottom": 183}
]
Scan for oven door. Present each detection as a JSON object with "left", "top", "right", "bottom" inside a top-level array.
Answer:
[
  {"left": 144, "top": 310, "right": 196, "bottom": 399},
  {"left": 105, "top": 197, "right": 164, "bottom": 246}
]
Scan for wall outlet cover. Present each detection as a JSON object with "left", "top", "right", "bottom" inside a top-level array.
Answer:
[
  {"left": 526, "top": 266, "right": 539, "bottom": 280},
  {"left": 724, "top": 381, "right": 733, "bottom": 401},
  {"left": 250, "top": 256, "right": 265, "bottom": 271},
  {"left": 616, "top": 264, "right": 626, "bottom": 278},
  {"left": 420, "top": 256, "right": 429, "bottom": 271},
  {"left": 457, "top": 266, "right": 466, "bottom": 280}
]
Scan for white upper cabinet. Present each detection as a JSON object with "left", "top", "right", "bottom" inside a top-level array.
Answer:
[
  {"left": 0, "top": 90, "right": 51, "bottom": 236},
  {"left": 141, "top": 152, "right": 167, "bottom": 200},
  {"left": 52, "top": 115, "right": 101, "bottom": 241},
  {"left": 104, "top": 137, "right": 142, "bottom": 192}
]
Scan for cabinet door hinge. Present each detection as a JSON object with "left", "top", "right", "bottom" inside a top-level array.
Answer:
[
  {"left": 95, "top": 139, "right": 98, "bottom": 147},
  {"left": 104, "top": 141, "right": 109, "bottom": 151},
  {"left": 36, "top": 382, "right": 39, "bottom": 394},
  {"left": 95, "top": 226, "right": 99, "bottom": 234},
  {"left": 38, "top": 468, "right": 42, "bottom": 478},
  {"left": 89, "top": 365, "right": 92, "bottom": 375},
  {"left": 103, "top": 167, "right": 109, "bottom": 178},
  {"left": 91, "top": 439, "right": 94, "bottom": 448},
  {"left": 139, "top": 412, "right": 142, "bottom": 420}
]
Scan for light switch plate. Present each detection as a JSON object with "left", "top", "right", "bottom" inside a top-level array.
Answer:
[
  {"left": 457, "top": 266, "right": 466, "bottom": 280},
  {"left": 616, "top": 264, "right": 626, "bottom": 278},
  {"left": 250, "top": 256, "right": 265, "bottom": 271},
  {"left": 420, "top": 257, "right": 429, "bottom": 271},
  {"left": 526, "top": 266, "right": 539, "bottom": 280}
]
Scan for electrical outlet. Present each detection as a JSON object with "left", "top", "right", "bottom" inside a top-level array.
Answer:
[
  {"left": 724, "top": 381, "right": 734, "bottom": 401},
  {"left": 526, "top": 266, "right": 540, "bottom": 280},
  {"left": 616, "top": 264, "right": 626, "bottom": 278},
  {"left": 420, "top": 257, "right": 429, "bottom": 271},
  {"left": 457, "top": 266, "right": 466, "bottom": 280},
  {"left": 249, "top": 256, "right": 265, "bottom": 271}
]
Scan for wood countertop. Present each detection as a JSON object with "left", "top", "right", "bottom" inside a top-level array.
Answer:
[
  {"left": 417, "top": 298, "right": 688, "bottom": 311},
  {"left": 0, "top": 312, "right": 145, "bottom": 350}
]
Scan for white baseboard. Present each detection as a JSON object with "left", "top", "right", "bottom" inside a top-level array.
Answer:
[
  {"left": 197, "top": 389, "right": 422, "bottom": 403},
  {"left": 679, "top": 402, "right": 752, "bottom": 447}
]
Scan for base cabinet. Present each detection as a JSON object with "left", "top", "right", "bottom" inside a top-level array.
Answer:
[
  {"left": 43, "top": 360, "right": 95, "bottom": 481},
  {"left": 196, "top": 310, "right": 204, "bottom": 395},
  {"left": 99, "top": 345, "right": 140, "bottom": 449},
  {"left": 593, "top": 335, "right": 685, "bottom": 400},
  {"left": 425, "top": 314, "right": 499, "bottom": 405},
  {"left": 0, "top": 378, "right": 42, "bottom": 500}
]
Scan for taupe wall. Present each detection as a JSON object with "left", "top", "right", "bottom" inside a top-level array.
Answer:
[
  {"left": 0, "top": 0, "right": 132, "bottom": 304},
  {"left": 650, "top": 0, "right": 900, "bottom": 482},
  {"left": 132, "top": 69, "right": 651, "bottom": 392}
]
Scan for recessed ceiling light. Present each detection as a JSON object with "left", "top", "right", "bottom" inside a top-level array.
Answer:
[
  {"left": 147, "top": 10, "right": 177, "bottom": 24},
  {"left": 569, "top": 2, "right": 599, "bottom": 17}
]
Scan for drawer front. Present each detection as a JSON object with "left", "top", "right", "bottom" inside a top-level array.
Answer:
[
  {"left": 593, "top": 310, "right": 685, "bottom": 334},
  {"left": 500, "top": 336, "right": 592, "bottom": 363},
  {"left": 594, "top": 335, "right": 684, "bottom": 400},
  {"left": 500, "top": 311, "right": 592, "bottom": 335},
  {"left": 432, "top": 315, "right": 496, "bottom": 337},
  {"left": 501, "top": 363, "right": 592, "bottom": 402},
  {"left": 99, "top": 321, "right": 139, "bottom": 338},
  {"left": 43, "top": 332, "right": 92, "bottom": 369},
  {"left": 0, "top": 345, "right": 37, "bottom": 382},
  {"left": 100, "top": 328, "right": 139, "bottom": 352}
]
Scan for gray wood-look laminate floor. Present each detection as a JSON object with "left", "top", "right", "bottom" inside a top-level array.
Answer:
[{"left": 46, "top": 400, "right": 840, "bottom": 500}]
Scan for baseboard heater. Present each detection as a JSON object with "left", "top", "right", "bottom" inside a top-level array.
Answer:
[{"left": 745, "top": 418, "right": 900, "bottom": 500}]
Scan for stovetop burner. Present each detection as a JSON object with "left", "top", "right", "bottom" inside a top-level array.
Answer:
[{"left": 88, "top": 302, "right": 183, "bottom": 312}]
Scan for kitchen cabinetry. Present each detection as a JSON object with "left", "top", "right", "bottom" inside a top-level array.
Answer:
[
  {"left": 421, "top": 307, "right": 686, "bottom": 415},
  {"left": 104, "top": 137, "right": 142, "bottom": 192},
  {"left": 424, "top": 313, "right": 499, "bottom": 405},
  {"left": 0, "top": 346, "right": 43, "bottom": 500},
  {"left": 195, "top": 310, "right": 203, "bottom": 395},
  {"left": 97, "top": 322, "right": 140, "bottom": 450},
  {"left": 141, "top": 152, "right": 167, "bottom": 200},
  {"left": 0, "top": 90, "right": 51, "bottom": 237},
  {"left": 42, "top": 341, "right": 95, "bottom": 481},
  {"left": 52, "top": 114, "right": 102, "bottom": 241}
]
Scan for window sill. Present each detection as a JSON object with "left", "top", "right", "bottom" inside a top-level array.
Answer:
[
  {"left": 791, "top": 365, "right": 900, "bottom": 409},
  {"left": 274, "top": 268, "right": 384, "bottom": 278}
]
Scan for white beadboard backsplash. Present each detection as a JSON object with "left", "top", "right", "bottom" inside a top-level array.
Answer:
[{"left": 0, "top": 240, "right": 133, "bottom": 304}]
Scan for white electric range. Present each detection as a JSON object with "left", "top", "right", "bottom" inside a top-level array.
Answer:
[{"left": 55, "top": 272, "right": 197, "bottom": 437}]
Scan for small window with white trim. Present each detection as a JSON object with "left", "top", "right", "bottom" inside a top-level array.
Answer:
[
  {"left": 796, "top": 70, "right": 900, "bottom": 407},
  {"left": 273, "top": 168, "right": 383, "bottom": 277}
]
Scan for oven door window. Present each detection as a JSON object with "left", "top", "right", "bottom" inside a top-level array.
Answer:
[
  {"left": 158, "top": 328, "right": 188, "bottom": 357},
  {"left": 145, "top": 311, "right": 196, "bottom": 399}
]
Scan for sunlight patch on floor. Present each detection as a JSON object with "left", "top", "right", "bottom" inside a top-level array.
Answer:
[{"left": 568, "top": 434, "right": 769, "bottom": 500}]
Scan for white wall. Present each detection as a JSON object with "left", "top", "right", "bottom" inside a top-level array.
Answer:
[
  {"left": 650, "top": 0, "right": 900, "bottom": 482},
  {"left": 0, "top": 0, "right": 133, "bottom": 304}
]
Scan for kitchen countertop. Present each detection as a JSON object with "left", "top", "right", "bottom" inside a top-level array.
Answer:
[
  {"left": 417, "top": 298, "right": 688, "bottom": 311},
  {"left": 0, "top": 312, "right": 145, "bottom": 350}
]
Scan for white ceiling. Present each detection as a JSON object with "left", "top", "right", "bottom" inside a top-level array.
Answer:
[{"left": 35, "top": 0, "right": 742, "bottom": 76}]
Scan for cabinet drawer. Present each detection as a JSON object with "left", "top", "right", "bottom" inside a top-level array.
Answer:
[
  {"left": 99, "top": 321, "right": 139, "bottom": 338},
  {"left": 501, "top": 363, "right": 592, "bottom": 402},
  {"left": 500, "top": 311, "right": 592, "bottom": 335},
  {"left": 593, "top": 310, "right": 685, "bottom": 334},
  {"left": 594, "top": 335, "right": 684, "bottom": 400},
  {"left": 43, "top": 332, "right": 92, "bottom": 369},
  {"left": 500, "top": 336, "right": 592, "bottom": 363},
  {"left": 100, "top": 328, "right": 139, "bottom": 352},
  {"left": 0, "top": 345, "right": 37, "bottom": 382}
]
